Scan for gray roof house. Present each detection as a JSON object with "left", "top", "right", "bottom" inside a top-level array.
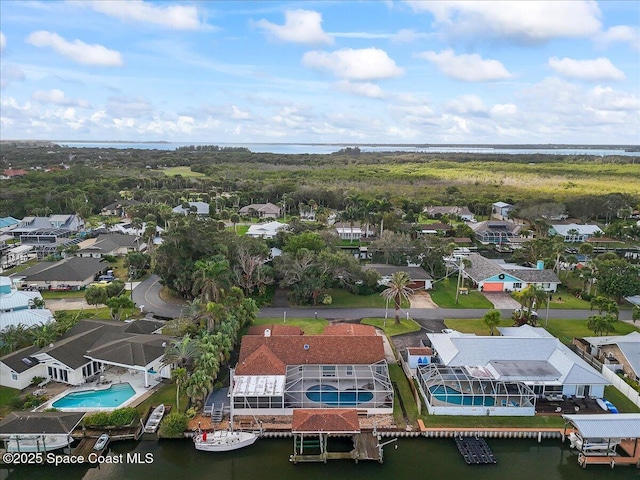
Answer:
[
  {"left": 580, "top": 332, "right": 640, "bottom": 382},
  {"left": 100, "top": 199, "right": 142, "bottom": 217},
  {"left": 463, "top": 253, "right": 560, "bottom": 293},
  {"left": 470, "top": 220, "right": 523, "bottom": 245},
  {"left": 14, "top": 257, "right": 107, "bottom": 290},
  {"left": 76, "top": 233, "right": 140, "bottom": 258},
  {"left": 173, "top": 201, "right": 210, "bottom": 216},
  {"left": 423, "top": 206, "right": 475, "bottom": 221},
  {"left": 239, "top": 202, "right": 282, "bottom": 218},
  {"left": 10, "top": 214, "right": 84, "bottom": 238},
  {"left": 363, "top": 264, "right": 433, "bottom": 290}
]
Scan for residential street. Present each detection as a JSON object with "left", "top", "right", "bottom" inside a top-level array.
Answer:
[{"left": 131, "top": 274, "right": 184, "bottom": 319}]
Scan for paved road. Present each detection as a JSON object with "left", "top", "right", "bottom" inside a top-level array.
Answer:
[
  {"left": 132, "top": 278, "right": 635, "bottom": 324},
  {"left": 132, "top": 274, "right": 184, "bottom": 319}
]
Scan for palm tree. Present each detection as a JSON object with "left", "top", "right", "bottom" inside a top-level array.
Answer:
[
  {"left": 483, "top": 309, "right": 501, "bottom": 336},
  {"left": 171, "top": 367, "right": 188, "bottom": 411},
  {"left": 191, "top": 257, "right": 231, "bottom": 303},
  {"left": 229, "top": 213, "right": 240, "bottom": 233},
  {"left": 587, "top": 313, "right": 617, "bottom": 336},
  {"left": 339, "top": 207, "right": 361, "bottom": 244},
  {"left": 380, "top": 271, "right": 414, "bottom": 325},
  {"left": 0, "top": 324, "right": 31, "bottom": 355},
  {"left": 513, "top": 285, "right": 548, "bottom": 326},
  {"left": 185, "top": 370, "right": 214, "bottom": 409},
  {"left": 30, "top": 323, "right": 57, "bottom": 348},
  {"left": 161, "top": 335, "right": 202, "bottom": 370}
]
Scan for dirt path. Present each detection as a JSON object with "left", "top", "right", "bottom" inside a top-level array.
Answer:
[
  {"left": 410, "top": 291, "right": 438, "bottom": 309},
  {"left": 45, "top": 298, "right": 92, "bottom": 312}
]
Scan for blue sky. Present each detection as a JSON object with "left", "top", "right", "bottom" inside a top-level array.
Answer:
[{"left": 1, "top": 1, "right": 638, "bottom": 144}]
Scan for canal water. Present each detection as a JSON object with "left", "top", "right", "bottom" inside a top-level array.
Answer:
[{"left": 2, "top": 436, "right": 637, "bottom": 480}]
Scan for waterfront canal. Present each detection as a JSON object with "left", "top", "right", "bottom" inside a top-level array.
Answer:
[{"left": 1, "top": 436, "right": 637, "bottom": 480}]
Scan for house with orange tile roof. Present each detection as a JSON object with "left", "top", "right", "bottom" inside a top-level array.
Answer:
[{"left": 231, "top": 324, "right": 393, "bottom": 415}]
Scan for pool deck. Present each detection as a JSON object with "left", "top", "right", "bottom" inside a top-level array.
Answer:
[{"left": 36, "top": 368, "right": 164, "bottom": 412}]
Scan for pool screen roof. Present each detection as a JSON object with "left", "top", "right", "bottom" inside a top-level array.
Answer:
[
  {"left": 232, "top": 375, "right": 286, "bottom": 396},
  {"left": 487, "top": 360, "right": 561, "bottom": 381}
]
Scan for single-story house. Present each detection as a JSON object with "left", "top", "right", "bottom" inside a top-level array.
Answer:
[
  {"left": 463, "top": 254, "right": 560, "bottom": 292},
  {"left": 363, "top": 264, "right": 433, "bottom": 290},
  {"left": 13, "top": 257, "right": 108, "bottom": 290},
  {"left": 246, "top": 221, "right": 288, "bottom": 239},
  {"left": 492, "top": 202, "right": 513, "bottom": 220},
  {"left": 334, "top": 222, "right": 376, "bottom": 240},
  {"left": 76, "top": 233, "right": 140, "bottom": 258},
  {"left": 423, "top": 206, "right": 475, "bottom": 222},
  {"left": 15, "top": 319, "right": 172, "bottom": 388},
  {"left": 10, "top": 214, "right": 84, "bottom": 238},
  {"left": 100, "top": 199, "right": 142, "bottom": 217},
  {"left": 576, "top": 332, "right": 640, "bottom": 382},
  {"left": 239, "top": 203, "right": 282, "bottom": 218},
  {"left": 470, "top": 220, "right": 523, "bottom": 245},
  {"left": 173, "top": 201, "right": 210, "bottom": 216},
  {"left": 0, "top": 276, "right": 54, "bottom": 332},
  {"left": 550, "top": 223, "right": 604, "bottom": 243},
  {"left": 231, "top": 324, "right": 393, "bottom": 415},
  {"left": 417, "top": 326, "right": 609, "bottom": 416}
]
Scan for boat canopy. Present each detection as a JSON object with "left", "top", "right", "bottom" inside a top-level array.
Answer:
[{"left": 563, "top": 414, "right": 640, "bottom": 439}]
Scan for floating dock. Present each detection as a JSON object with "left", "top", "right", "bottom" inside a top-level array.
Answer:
[{"left": 454, "top": 435, "right": 497, "bottom": 465}]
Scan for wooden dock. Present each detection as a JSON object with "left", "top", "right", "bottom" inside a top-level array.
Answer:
[
  {"left": 578, "top": 439, "right": 640, "bottom": 469},
  {"left": 290, "top": 432, "right": 392, "bottom": 464},
  {"left": 454, "top": 436, "right": 497, "bottom": 465},
  {"left": 71, "top": 437, "right": 108, "bottom": 459}
]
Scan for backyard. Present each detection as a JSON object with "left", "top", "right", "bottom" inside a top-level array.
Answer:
[{"left": 429, "top": 280, "right": 493, "bottom": 309}]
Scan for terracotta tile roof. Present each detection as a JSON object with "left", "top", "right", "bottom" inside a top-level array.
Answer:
[
  {"left": 292, "top": 409, "right": 360, "bottom": 433},
  {"left": 235, "top": 344, "right": 287, "bottom": 375},
  {"left": 247, "top": 324, "right": 303, "bottom": 336},
  {"left": 2, "top": 169, "right": 28, "bottom": 177},
  {"left": 236, "top": 334, "right": 385, "bottom": 375},
  {"left": 323, "top": 324, "right": 376, "bottom": 336},
  {"left": 407, "top": 347, "right": 433, "bottom": 355}
]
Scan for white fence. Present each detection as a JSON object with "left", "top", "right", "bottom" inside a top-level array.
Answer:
[{"left": 600, "top": 367, "right": 640, "bottom": 408}]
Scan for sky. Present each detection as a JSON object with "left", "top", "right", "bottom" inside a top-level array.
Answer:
[{"left": 0, "top": 0, "right": 639, "bottom": 145}]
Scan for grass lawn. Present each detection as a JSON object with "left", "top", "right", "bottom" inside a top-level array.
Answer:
[
  {"left": 604, "top": 386, "right": 640, "bottom": 413},
  {"left": 252, "top": 317, "right": 328, "bottom": 335},
  {"left": 545, "top": 318, "right": 639, "bottom": 345},
  {"left": 420, "top": 413, "right": 566, "bottom": 429},
  {"left": 232, "top": 225, "right": 249, "bottom": 236},
  {"left": 444, "top": 318, "right": 515, "bottom": 336},
  {"left": 388, "top": 363, "right": 418, "bottom": 428},
  {"left": 162, "top": 166, "right": 205, "bottom": 177},
  {"left": 0, "top": 386, "right": 21, "bottom": 417},
  {"left": 430, "top": 281, "right": 493, "bottom": 309},
  {"left": 324, "top": 288, "right": 409, "bottom": 309},
  {"left": 361, "top": 317, "right": 421, "bottom": 336},
  {"left": 135, "top": 382, "right": 189, "bottom": 415},
  {"left": 41, "top": 290, "right": 86, "bottom": 299}
]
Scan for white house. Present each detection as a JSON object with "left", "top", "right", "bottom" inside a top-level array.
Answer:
[
  {"left": 246, "top": 221, "right": 288, "bottom": 239},
  {"left": 416, "top": 326, "right": 609, "bottom": 416},
  {"left": 239, "top": 203, "right": 282, "bottom": 218},
  {"left": 550, "top": 224, "right": 604, "bottom": 242},
  {"left": 173, "top": 201, "right": 210, "bottom": 216},
  {"left": 0, "top": 345, "right": 47, "bottom": 390},
  {"left": 492, "top": 202, "right": 513, "bottom": 220},
  {"left": 579, "top": 332, "right": 640, "bottom": 382}
]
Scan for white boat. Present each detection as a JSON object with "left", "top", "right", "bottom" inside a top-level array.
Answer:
[
  {"left": 144, "top": 404, "right": 165, "bottom": 433},
  {"left": 569, "top": 432, "right": 620, "bottom": 455},
  {"left": 193, "top": 368, "right": 260, "bottom": 452},
  {"left": 595, "top": 397, "right": 608, "bottom": 411},
  {"left": 93, "top": 433, "right": 109, "bottom": 451},
  {"left": 6, "top": 434, "right": 72, "bottom": 452}
]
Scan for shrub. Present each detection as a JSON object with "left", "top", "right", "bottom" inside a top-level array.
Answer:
[
  {"left": 186, "top": 407, "right": 197, "bottom": 419},
  {"left": 158, "top": 413, "right": 188, "bottom": 438},
  {"left": 84, "top": 411, "right": 111, "bottom": 427},
  {"left": 31, "top": 376, "right": 45, "bottom": 386},
  {"left": 83, "top": 408, "right": 138, "bottom": 428},
  {"left": 103, "top": 255, "right": 117, "bottom": 263}
]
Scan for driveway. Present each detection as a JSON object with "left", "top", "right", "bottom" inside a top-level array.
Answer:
[
  {"left": 410, "top": 291, "right": 438, "bottom": 309},
  {"left": 45, "top": 298, "right": 91, "bottom": 312},
  {"left": 482, "top": 292, "right": 521, "bottom": 309},
  {"left": 131, "top": 274, "right": 185, "bottom": 319}
]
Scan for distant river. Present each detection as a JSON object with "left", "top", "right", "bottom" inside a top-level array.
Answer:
[
  {"left": 2, "top": 437, "right": 636, "bottom": 480},
  {"left": 57, "top": 142, "right": 639, "bottom": 157}
]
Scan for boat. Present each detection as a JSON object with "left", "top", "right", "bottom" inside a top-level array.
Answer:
[
  {"left": 603, "top": 399, "right": 619, "bottom": 413},
  {"left": 595, "top": 398, "right": 608, "bottom": 411},
  {"left": 568, "top": 432, "right": 620, "bottom": 455},
  {"left": 194, "top": 368, "right": 260, "bottom": 452},
  {"left": 144, "top": 404, "right": 165, "bottom": 433},
  {"left": 94, "top": 433, "right": 109, "bottom": 451},
  {"left": 6, "top": 434, "right": 72, "bottom": 452}
]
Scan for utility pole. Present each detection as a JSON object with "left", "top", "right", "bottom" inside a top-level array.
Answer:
[
  {"left": 545, "top": 293, "right": 551, "bottom": 327},
  {"left": 455, "top": 258, "right": 464, "bottom": 305}
]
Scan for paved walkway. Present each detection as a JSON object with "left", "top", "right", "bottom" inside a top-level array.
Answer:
[{"left": 482, "top": 292, "right": 521, "bottom": 309}]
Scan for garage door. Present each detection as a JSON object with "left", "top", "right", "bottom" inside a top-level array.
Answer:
[
  {"left": 408, "top": 281, "right": 425, "bottom": 290},
  {"left": 483, "top": 282, "right": 504, "bottom": 292}
]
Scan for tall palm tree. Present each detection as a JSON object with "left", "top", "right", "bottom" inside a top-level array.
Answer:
[
  {"left": 185, "top": 370, "right": 214, "bottom": 409},
  {"left": 161, "top": 335, "right": 202, "bottom": 370},
  {"left": 339, "top": 207, "right": 361, "bottom": 244},
  {"left": 513, "top": 285, "right": 548, "bottom": 326},
  {"left": 171, "top": 367, "right": 188, "bottom": 411},
  {"left": 381, "top": 271, "right": 414, "bottom": 325},
  {"left": 191, "top": 257, "right": 231, "bottom": 303},
  {"left": 30, "top": 323, "right": 57, "bottom": 348}
]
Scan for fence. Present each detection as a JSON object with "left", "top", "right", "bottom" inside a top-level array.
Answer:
[{"left": 600, "top": 367, "right": 640, "bottom": 408}]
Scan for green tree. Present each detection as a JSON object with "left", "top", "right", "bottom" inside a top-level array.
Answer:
[
  {"left": 105, "top": 294, "right": 135, "bottom": 321},
  {"left": 185, "top": 369, "right": 213, "bottom": 409},
  {"left": 596, "top": 259, "right": 640, "bottom": 303},
  {"left": 483, "top": 309, "right": 501, "bottom": 336},
  {"left": 590, "top": 296, "right": 619, "bottom": 320},
  {"left": 30, "top": 323, "right": 58, "bottom": 348},
  {"left": 380, "top": 271, "right": 414, "bottom": 325},
  {"left": 85, "top": 285, "right": 108, "bottom": 311},
  {"left": 587, "top": 313, "right": 617, "bottom": 336},
  {"left": 191, "top": 257, "right": 231, "bottom": 303},
  {"left": 162, "top": 335, "right": 202, "bottom": 371},
  {"left": 229, "top": 213, "right": 240, "bottom": 233},
  {"left": 633, "top": 306, "right": 640, "bottom": 324},
  {"left": 158, "top": 412, "right": 188, "bottom": 438},
  {"left": 171, "top": 367, "right": 188, "bottom": 412},
  {"left": 513, "top": 285, "right": 548, "bottom": 326}
]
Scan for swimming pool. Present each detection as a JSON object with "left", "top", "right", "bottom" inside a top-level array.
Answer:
[
  {"left": 52, "top": 383, "right": 136, "bottom": 408},
  {"left": 305, "top": 384, "right": 373, "bottom": 407},
  {"left": 429, "top": 385, "right": 495, "bottom": 407}
]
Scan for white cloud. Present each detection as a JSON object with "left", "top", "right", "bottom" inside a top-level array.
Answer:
[
  {"left": 444, "top": 94, "right": 487, "bottom": 115},
  {"left": 0, "top": 64, "right": 26, "bottom": 88},
  {"left": 408, "top": 1, "right": 601, "bottom": 42},
  {"left": 85, "top": 0, "right": 203, "bottom": 30},
  {"left": 590, "top": 86, "right": 640, "bottom": 111},
  {"left": 302, "top": 48, "right": 403, "bottom": 81},
  {"left": 418, "top": 49, "right": 512, "bottom": 82},
  {"left": 231, "top": 105, "right": 250, "bottom": 119},
  {"left": 32, "top": 89, "right": 90, "bottom": 108},
  {"left": 26, "top": 31, "right": 123, "bottom": 66},
  {"left": 256, "top": 10, "right": 333, "bottom": 45},
  {"left": 491, "top": 103, "right": 517, "bottom": 116},
  {"left": 596, "top": 25, "right": 640, "bottom": 51},
  {"left": 335, "top": 81, "right": 384, "bottom": 98},
  {"left": 548, "top": 57, "right": 625, "bottom": 81},
  {"left": 0, "top": 32, "right": 6, "bottom": 53}
]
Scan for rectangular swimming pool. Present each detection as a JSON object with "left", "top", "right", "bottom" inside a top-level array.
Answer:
[
  {"left": 429, "top": 385, "right": 495, "bottom": 407},
  {"left": 52, "top": 383, "right": 135, "bottom": 408}
]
